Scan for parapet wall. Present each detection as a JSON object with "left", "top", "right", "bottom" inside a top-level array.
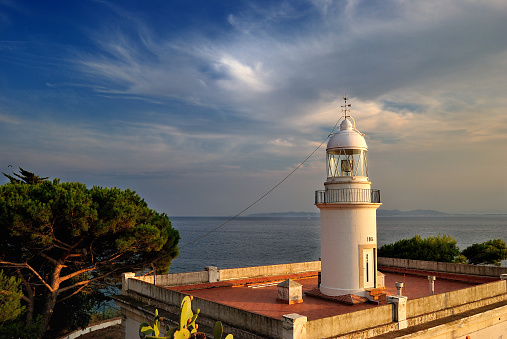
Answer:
[
  {"left": 125, "top": 275, "right": 283, "bottom": 338},
  {"left": 406, "top": 280, "right": 507, "bottom": 320},
  {"left": 141, "top": 258, "right": 505, "bottom": 288},
  {"left": 134, "top": 271, "right": 209, "bottom": 286},
  {"left": 306, "top": 304, "right": 394, "bottom": 338},
  {"left": 119, "top": 262, "right": 322, "bottom": 339},
  {"left": 118, "top": 260, "right": 507, "bottom": 339},
  {"left": 378, "top": 257, "right": 507, "bottom": 277},
  {"left": 220, "top": 261, "right": 321, "bottom": 281},
  {"left": 137, "top": 261, "right": 322, "bottom": 287}
]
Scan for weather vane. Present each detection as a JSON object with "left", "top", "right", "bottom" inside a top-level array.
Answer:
[{"left": 341, "top": 95, "right": 351, "bottom": 118}]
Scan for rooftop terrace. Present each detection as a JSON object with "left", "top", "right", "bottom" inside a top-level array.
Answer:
[
  {"left": 116, "top": 259, "right": 507, "bottom": 339},
  {"left": 168, "top": 270, "right": 479, "bottom": 321}
]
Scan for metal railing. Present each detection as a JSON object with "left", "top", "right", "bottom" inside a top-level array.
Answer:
[{"left": 315, "top": 188, "right": 381, "bottom": 204}]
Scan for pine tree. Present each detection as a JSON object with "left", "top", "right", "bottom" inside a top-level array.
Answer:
[
  {"left": 0, "top": 270, "right": 25, "bottom": 323},
  {"left": 0, "top": 179, "right": 180, "bottom": 337},
  {"left": 2, "top": 167, "right": 49, "bottom": 184}
]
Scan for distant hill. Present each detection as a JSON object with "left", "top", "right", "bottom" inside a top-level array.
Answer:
[
  {"left": 248, "top": 209, "right": 448, "bottom": 218},
  {"left": 377, "top": 209, "right": 449, "bottom": 217},
  {"left": 247, "top": 212, "right": 320, "bottom": 218}
]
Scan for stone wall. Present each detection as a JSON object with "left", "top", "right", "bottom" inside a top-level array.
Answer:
[
  {"left": 393, "top": 303, "right": 507, "bottom": 339},
  {"left": 378, "top": 257, "right": 507, "bottom": 277},
  {"left": 134, "top": 271, "right": 209, "bottom": 286},
  {"left": 133, "top": 261, "right": 322, "bottom": 287},
  {"left": 124, "top": 276, "right": 283, "bottom": 338},
  {"left": 118, "top": 260, "right": 507, "bottom": 339},
  {"left": 406, "top": 280, "right": 507, "bottom": 322},
  {"left": 219, "top": 261, "right": 321, "bottom": 281},
  {"left": 306, "top": 304, "right": 393, "bottom": 338}
]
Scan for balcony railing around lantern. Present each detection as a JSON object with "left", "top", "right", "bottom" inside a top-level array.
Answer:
[{"left": 315, "top": 188, "right": 381, "bottom": 204}]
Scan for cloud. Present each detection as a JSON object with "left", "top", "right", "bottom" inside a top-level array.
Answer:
[
  {"left": 72, "top": 4, "right": 507, "bottom": 157},
  {"left": 5, "top": 0, "right": 507, "bottom": 214},
  {"left": 0, "top": 112, "right": 21, "bottom": 125},
  {"left": 215, "top": 57, "right": 270, "bottom": 93}
]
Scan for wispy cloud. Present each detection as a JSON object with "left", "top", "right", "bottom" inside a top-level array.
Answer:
[
  {"left": 2, "top": 0, "right": 507, "bottom": 214},
  {"left": 0, "top": 112, "right": 21, "bottom": 124}
]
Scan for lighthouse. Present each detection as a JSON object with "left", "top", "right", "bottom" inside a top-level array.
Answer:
[{"left": 315, "top": 97, "right": 381, "bottom": 297}]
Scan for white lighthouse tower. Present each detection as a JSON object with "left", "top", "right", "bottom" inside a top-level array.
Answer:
[{"left": 315, "top": 97, "right": 381, "bottom": 297}]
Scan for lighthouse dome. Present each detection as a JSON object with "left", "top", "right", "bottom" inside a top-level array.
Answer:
[{"left": 327, "top": 118, "right": 368, "bottom": 151}]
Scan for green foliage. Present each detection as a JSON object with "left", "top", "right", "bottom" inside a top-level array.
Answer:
[
  {"left": 2, "top": 167, "right": 49, "bottom": 184},
  {"left": 378, "top": 234, "right": 460, "bottom": 263},
  {"left": 0, "top": 179, "right": 180, "bottom": 337},
  {"left": 0, "top": 315, "right": 43, "bottom": 339},
  {"left": 139, "top": 297, "right": 233, "bottom": 339},
  {"left": 454, "top": 254, "right": 468, "bottom": 264},
  {"left": 379, "top": 234, "right": 507, "bottom": 267},
  {"left": 462, "top": 239, "right": 507, "bottom": 266},
  {"left": 0, "top": 270, "right": 25, "bottom": 323},
  {"left": 0, "top": 270, "right": 43, "bottom": 338}
]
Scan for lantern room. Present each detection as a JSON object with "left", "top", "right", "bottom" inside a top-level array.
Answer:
[{"left": 326, "top": 117, "right": 368, "bottom": 179}]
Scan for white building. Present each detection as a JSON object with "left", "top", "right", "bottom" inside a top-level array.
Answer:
[{"left": 316, "top": 100, "right": 382, "bottom": 297}]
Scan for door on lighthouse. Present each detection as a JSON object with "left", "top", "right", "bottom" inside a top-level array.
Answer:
[{"left": 363, "top": 249, "right": 375, "bottom": 289}]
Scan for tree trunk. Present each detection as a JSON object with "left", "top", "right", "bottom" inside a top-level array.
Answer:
[
  {"left": 25, "top": 291, "right": 34, "bottom": 326},
  {"left": 39, "top": 290, "right": 59, "bottom": 339},
  {"left": 38, "top": 264, "right": 63, "bottom": 339},
  {"left": 17, "top": 268, "right": 35, "bottom": 325}
]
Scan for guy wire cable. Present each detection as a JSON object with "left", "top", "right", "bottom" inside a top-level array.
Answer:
[
  {"left": 178, "top": 116, "right": 342, "bottom": 251},
  {"left": 147, "top": 116, "right": 342, "bottom": 271}
]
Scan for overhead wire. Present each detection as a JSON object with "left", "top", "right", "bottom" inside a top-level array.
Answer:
[
  {"left": 178, "top": 116, "right": 343, "bottom": 250},
  {"left": 147, "top": 116, "right": 343, "bottom": 273}
]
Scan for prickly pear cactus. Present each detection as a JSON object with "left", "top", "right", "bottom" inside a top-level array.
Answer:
[
  {"left": 139, "top": 309, "right": 170, "bottom": 339},
  {"left": 172, "top": 295, "right": 199, "bottom": 337},
  {"left": 173, "top": 328, "right": 190, "bottom": 339},
  {"left": 213, "top": 321, "right": 233, "bottom": 339},
  {"left": 139, "top": 297, "right": 233, "bottom": 339},
  {"left": 181, "top": 296, "right": 200, "bottom": 332}
]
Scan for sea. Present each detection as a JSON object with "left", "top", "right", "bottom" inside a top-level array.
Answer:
[{"left": 168, "top": 215, "right": 507, "bottom": 273}]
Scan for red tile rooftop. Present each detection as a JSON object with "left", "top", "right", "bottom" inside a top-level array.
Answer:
[{"left": 166, "top": 269, "right": 481, "bottom": 321}]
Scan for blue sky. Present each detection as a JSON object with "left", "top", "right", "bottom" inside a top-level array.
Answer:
[{"left": 1, "top": 0, "right": 506, "bottom": 216}]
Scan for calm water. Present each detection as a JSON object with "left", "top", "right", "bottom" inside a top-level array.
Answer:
[{"left": 168, "top": 215, "right": 507, "bottom": 273}]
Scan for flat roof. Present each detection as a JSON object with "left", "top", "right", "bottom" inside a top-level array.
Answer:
[{"left": 166, "top": 269, "right": 480, "bottom": 321}]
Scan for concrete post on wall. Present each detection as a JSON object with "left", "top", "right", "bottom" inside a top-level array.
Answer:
[
  {"left": 282, "top": 313, "right": 307, "bottom": 339},
  {"left": 205, "top": 266, "right": 219, "bottom": 283},
  {"left": 122, "top": 272, "right": 136, "bottom": 294},
  {"left": 395, "top": 282, "right": 404, "bottom": 296},
  {"left": 428, "top": 276, "right": 436, "bottom": 295},
  {"left": 387, "top": 295, "right": 408, "bottom": 329}
]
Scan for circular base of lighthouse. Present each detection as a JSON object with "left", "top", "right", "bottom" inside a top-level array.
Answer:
[
  {"left": 319, "top": 284, "right": 367, "bottom": 297},
  {"left": 317, "top": 203, "right": 381, "bottom": 297}
]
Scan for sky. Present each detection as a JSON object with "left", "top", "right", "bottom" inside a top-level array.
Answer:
[{"left": 1, "top": 0, "right": 506, "bottom": 216}]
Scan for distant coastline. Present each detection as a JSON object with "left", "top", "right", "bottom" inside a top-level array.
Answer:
[
  {"left": 247, "top": 209, "right": 462, "bottom": 218},
  {"left": 247, "top": 211, "right": 320, "bottom": 218},
  {"left": 171, "top": 210, "right": 506, "bottom": 218},
  {"left": 377, "top": 209, "right": 449, "bottom": 217}
]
